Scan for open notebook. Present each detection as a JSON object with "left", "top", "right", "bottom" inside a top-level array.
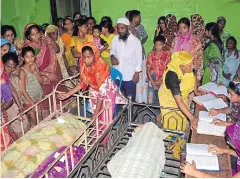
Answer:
[
  {"left": 193, "top": 94, "right": 227, "bottom": 111},
  {"left": 193, "top": 94, "right": 216, "bottom": 106},
  {"left": 186, "top": 143, "right": 220, "bottom": 171},
  {"left": 197, "top": 111, "right": 226, "bottom": 137},
  {"left": 198, "top": 82, "right": 228, "bottom": 96}
]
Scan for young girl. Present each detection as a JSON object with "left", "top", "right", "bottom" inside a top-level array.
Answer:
[
  {"left": 147, "top": 35, "right": 170, "bottom": 104},
  {"left": 223, "top": 36, "right": 240, "bottom": 87},
  {"left": 100, "top": 18, "right": 116, "bottom": 67},
  {"left": 92, "top": 25, "right": 108, "bottom": 53},
  {"left": 209, "top": 81, "right": 240, "bottom": 126},
  {"left": 19, "top": 46, "right": 44, "bottom": 127},
  {"left": 87, "top": 17, "right": 96, "bottom": 35}
]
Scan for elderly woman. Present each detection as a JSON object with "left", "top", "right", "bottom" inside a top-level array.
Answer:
[
  {"left": 58, "top": 43, "right": 126, "bottom": 120},
  {"left": 158, "top": 51, "right": 197, "bottom": 131},
  {"left": 45, "top": 25, "right": 70, "bottom": 81}
]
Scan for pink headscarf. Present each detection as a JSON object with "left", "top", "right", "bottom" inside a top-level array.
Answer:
[{"left": 173, "top": 20, "right": 192, "bottom": 52}]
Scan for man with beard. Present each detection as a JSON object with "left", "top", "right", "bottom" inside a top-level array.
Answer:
[{"left": 110, "top": 17, "right": 142, "bottom": 101}]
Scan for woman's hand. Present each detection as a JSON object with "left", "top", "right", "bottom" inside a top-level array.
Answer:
[
  {"left": 216, "top": 94, "right": 228, "bottom": 101},
  {"left": 47, "top": 73, "right": 58, "bottom": 81},
  {"left": 180, "top": 161, "right": 197, "bottom": 176},
  {"left": 209, "top": 108, "right": 219, "bottom": 116},
  {"left": 58, "top": 93, "right": 71, "bottom": 100},
  {"left": 190, "top": 118, "right": 198, "bottom": 130},
  {"left": 43, "top": 36, "right": 54, "bottom": 45},
  {"left": 208, "top": 145, "right": 226, "bottom": 155},
  {"left": 211, "top": 119, "right": 227, "bottom": 126}
]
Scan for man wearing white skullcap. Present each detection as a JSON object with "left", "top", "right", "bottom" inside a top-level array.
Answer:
[{"left": 110, "top": 17, "right": 142, "bottom": 101}]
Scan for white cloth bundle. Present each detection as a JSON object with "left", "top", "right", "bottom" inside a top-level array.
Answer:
[{"left": 107, "top": 122, "right": 166, "bottom": 178}]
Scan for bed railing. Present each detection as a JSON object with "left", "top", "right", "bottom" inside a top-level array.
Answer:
[{"left": 1, "top": 74, "right": 114, "bottom": 178}]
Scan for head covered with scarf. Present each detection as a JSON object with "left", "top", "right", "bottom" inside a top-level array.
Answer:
[
  {"left": 1, "top": 38, "right": 15, "bottom": 53},
  {"left": 79, "top": 42, "right": 110, "bottom": 91},
  {"left": 167, "top": 51, "right": 193, "bottom": 79},
  {"left": 174, "top": 17, "right": 193, "bottom": 52}
]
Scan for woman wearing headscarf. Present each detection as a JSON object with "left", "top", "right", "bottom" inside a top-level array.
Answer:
[
  {"left": 1, "top": 38, "right": 15, "bottom": 57},
  {"left": 191, "top": 14, "right": 206, "bottom": 48},
  {"left": 45, "top": 25, "right": 70, "bottom": 81},
  {"left": 171, "top": 17, "right": 203, "bottom": 87},
  {"left": 158, "top": 51, "right": 197, "bottom": 131},
  {"left": 58, "top": 43, "right": 127, "bottom": 120},
  {"left": 163, "top": 14, "right": 178, "bottom": 51},
  {"left": 217, "top": 16, "right": 231, "bottom": 51}
]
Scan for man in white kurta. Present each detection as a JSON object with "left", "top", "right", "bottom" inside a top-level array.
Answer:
[{"left": 110, "top": 17, "right": 142, "bottom": 101}]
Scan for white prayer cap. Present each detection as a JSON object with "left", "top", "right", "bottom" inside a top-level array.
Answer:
[{"left": 117, "top": 17, "right": 130, "bottom": 26}]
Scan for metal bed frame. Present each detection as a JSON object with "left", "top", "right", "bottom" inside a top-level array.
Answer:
[
  {"left": 1, "top": 74, "right": 113, "bottom": 178},
  {"left": 69, "top": 102, "right": 190, "bottom": 178}
]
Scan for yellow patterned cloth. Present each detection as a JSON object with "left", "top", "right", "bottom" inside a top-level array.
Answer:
[
  {"left": 1, "top": 113, "right": 86, "bottom": 178},
  {"left": 158, "top": 51, "right": 195, "bottom": 131}
]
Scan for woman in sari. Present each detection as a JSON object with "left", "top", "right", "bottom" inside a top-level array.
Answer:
[
  {"left": 202, "top": 22, "right": 223, "bottom": 85},
  {"left": 158, "top": 51, "right": 197, "bottom": 131},
  {"left": 45, "top": 25, "right": 70, "bottom": 81},
  {"left": 23, "top": 23, "right": 63, "bottom": 96},
  {"left": 58, "top": 43, "right": 127, "bottom": 120},
  {"left": 171, "top": 17, "right": 203, "bottom": 87},
  {"left": 61, "top": 17, "right": 77, "bottom": 75}
]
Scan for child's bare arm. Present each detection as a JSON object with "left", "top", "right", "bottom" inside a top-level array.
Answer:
[{"left": 100, "top": 43, "right": 109, "bottom": 53}]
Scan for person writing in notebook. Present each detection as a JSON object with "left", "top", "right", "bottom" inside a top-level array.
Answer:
[
  {"left": 209, "top": 81, "right": 240, "bottom": 126},
  {"left": 181, "top": 120, "right": 240, "bottom": 177}
]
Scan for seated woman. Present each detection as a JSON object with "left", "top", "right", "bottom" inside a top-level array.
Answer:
[
  {"left": 58, "top": 43, "right": 127, "bottom": 120},
  {"left": 180, "top": 120, "right": 240, "bottom": 177},
  {"left": 209, "top": 81, "right": 240, "bottom": 126},
  {"left": 158, "top": 51, "right": 197, "bottom": 131}
]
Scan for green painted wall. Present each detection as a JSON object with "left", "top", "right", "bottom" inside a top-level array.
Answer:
[
  {"left": 92, "top": 0, "right": 240, "bottom": 53},
  {"left": 2, "top": 0, "right": 51, "bottom": 40}
]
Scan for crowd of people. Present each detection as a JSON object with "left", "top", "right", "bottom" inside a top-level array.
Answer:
[{"left": 1, "top": 10, "right": 240, "bottom": 177}]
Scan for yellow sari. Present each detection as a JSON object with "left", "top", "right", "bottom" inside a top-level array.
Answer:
[{"left": 158, "top": 51, "right": 195, "bottom": 131}]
